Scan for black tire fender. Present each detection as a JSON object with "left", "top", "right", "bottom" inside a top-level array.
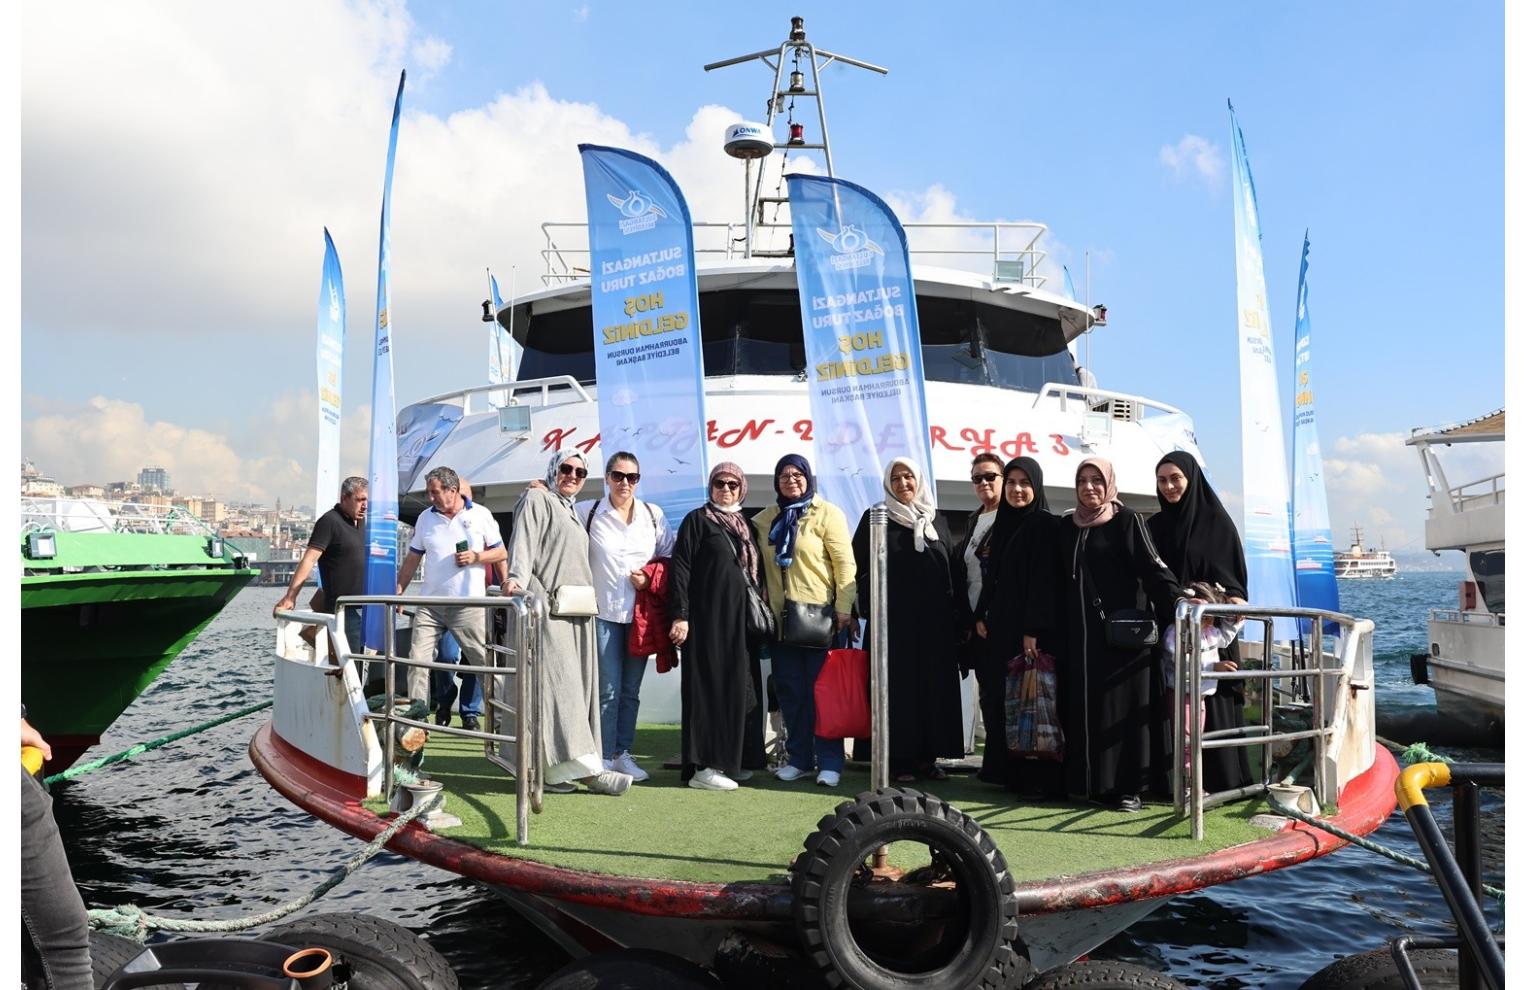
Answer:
[
  {"left": 1026, "top": 960, "right": 1189, "bottom": 989},
  {"left": 260, "top": 912, "right": 459, "bottom": 990},
  {"left": 1297, "top": 947, "right": 1460, "bottom": 990},
  {"left": 536, "top": 947, "right": 722, "bottom": 988},
  {"left": 790, "top": 786, "right": 1029, "bottom": 990},
  {"left": 88, "top": 931, "right": 153, "bottom": 990}
]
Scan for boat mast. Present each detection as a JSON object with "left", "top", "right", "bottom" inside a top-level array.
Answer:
[{"left": 704, "top": 16, "right": 887, "bottom": 259}]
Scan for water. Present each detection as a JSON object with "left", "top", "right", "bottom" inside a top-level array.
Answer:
[{"left": 50, "top": 575, "right": 1502, "bottom": 988}]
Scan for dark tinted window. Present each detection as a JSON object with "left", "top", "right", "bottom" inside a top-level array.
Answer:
[
  {"left": 514, "top": 303, "right": 596, "bottom": 383},
  {"left": 1469, "top": 549, "right": 1504, "bottom": 613}
]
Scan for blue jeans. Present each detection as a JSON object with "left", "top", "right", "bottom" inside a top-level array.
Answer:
[
  {"left": 596, "top": 618, "right": 646, "bottom": 759},
  {"left": 430, "top": 631, "right": 482, "bottom": 717},
  {"left": 771, "top": 641, "right": 844, "bottom": 773}
]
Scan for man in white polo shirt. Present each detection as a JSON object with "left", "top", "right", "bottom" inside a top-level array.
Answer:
[{"left": 395, "top": 467, "right": 506, "bottom": 705}]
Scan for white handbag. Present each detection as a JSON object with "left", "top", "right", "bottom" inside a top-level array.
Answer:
[{"left": 550, "top": 584, "right": 598, "bottom": 617}]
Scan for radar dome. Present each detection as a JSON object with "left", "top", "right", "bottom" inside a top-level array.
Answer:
[{"left": 723, "top": 122, "right": 774, "bottom": 160}]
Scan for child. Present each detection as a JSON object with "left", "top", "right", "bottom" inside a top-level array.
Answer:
[{"left": 1162, "top": 582, "right": 1244, "bottom": 780}]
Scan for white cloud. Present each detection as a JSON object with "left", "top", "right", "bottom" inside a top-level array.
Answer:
[
  {"left": 1159, "top": 134, "right": 1225, "bottom": 190},
  {"left": 410, "top": 37, "right": 453, "bottom": 77},
  {"left": 573, "top": 4, "right": 591, "bottom": 23}
]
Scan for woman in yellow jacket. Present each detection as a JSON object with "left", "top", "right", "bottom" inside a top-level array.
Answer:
[{"left": 752, "top": 454, "right": 857, "bottom": 787}]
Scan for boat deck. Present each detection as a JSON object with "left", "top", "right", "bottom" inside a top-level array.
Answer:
[{"left": 379, "top": 724, "right": 1274, "bottom": 886}]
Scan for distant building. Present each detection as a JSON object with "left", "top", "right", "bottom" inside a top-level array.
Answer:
[
  {"left": 65, "top": 484, "right": 106, "bottom": 499},
  {"left": 138, "top": 466, "right": 171, "bottom": 493},
  {"left": 172, "top": 495, "right": 204, "bottom": 519},
  {"left": 137, "top": 493, "right": 173, "bottom": 508},
  {"left": 201, "top": 500, "right": 227, "bottom": 525}
]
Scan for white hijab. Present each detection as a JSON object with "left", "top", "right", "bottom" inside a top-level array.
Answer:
[{"left": 883, "top": 457, "right": 940, "bottom": 552}]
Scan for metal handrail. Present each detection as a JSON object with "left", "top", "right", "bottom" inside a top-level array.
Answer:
[
  {"left": 325, "top": 592, "right": 547, "bottom": 846},
  {"left": 408, "top": 376, "right": 595, "bottom": 417},
  {"left": 20, "top": 496, "right": 221, "bottom": 537},
  {"left": 1030, "top": 382, "right": 1188, "bottom": 419},
  {"left": 1172, "top": 602, "right": 1373, "bottom": 839}
]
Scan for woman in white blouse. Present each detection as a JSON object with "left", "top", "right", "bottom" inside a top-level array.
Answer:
[{"left": 576, "top": 451, "right": 675, "bottom": 782}]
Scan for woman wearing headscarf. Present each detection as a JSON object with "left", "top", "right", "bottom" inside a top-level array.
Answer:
[
  {"left": 1059, "top": 457, "right": 1183, "bottom": 812},
  {"left": 668, "top": 462, "right": 769, "bottom": 791},
  {"left": 504, "top": 449, "right": 632, "bottom": 796},
  {"left": 752, "top": 454, "right": 857, "bottom": 787},
  {"left": 851, "top": 457, "right": 964, "bottom": 782},
  {"left": 970, "top": 457, "right": 1065, "bottom": 794},
  {"left": 1147, "top": 450, "right": 1252, "bottom": 794}
]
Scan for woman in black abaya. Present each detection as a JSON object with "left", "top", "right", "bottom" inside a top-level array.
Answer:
[{"left": 1147, "top": 451, "right": 1254, "bottom": 793}]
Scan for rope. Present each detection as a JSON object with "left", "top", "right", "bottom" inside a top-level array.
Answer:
[
  {"left": 45, "top": 701, "right": 274, "bottom": 786},
  {"left": 1271, "top": 798, "right": 1504, "bottom": 905},
  {"left": 1399, "top": 741, "right": 1455, "bottom": 766},
  {"left": 87, "top": 787, "right": 442, "bottom": 940}
]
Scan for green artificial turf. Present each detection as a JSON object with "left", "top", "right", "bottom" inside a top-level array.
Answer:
[{"left": 371, "top": 724, "right": 1271, "bottom": 885}]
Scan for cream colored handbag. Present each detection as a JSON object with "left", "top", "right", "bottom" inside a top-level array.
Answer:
[{"left": 550, "top": 584, "right": 598, "bottom": 617}]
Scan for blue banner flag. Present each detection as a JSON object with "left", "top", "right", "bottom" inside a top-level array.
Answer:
[
  {"left": 315, "top": 228, "right": 346, "bottom": 588},
  {"left": 578, "top": 144, "right": 709, "bottom": 523},
  {"left": 364, "top": 70, "right": 405, "bottom": 650},
  {"left": 787, "top": 174, "right": 934, "bottom": 525},
  {"left": 1290, "top": 233, "right": 1340, "bottom": 627},
  {"left": 486, "top": 271, "right": 521, "bottom": 407},
  {"left": 1229, "top": 102, "right": 1299, "bottom": 641}
]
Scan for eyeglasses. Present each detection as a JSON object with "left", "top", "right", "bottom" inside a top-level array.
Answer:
[
  {"left": 711, "top": 479, "right": 741, "bottom": 491},
  {"left": 608, "top": 470, "right": 641, "bottom": 485},
  {"left": 778, "top": 471, "right": 807, "bottom": 483},
  {"left": 558, "top": 464, "right": 589, "bottom": 479},
  {"left": 970, "top": 472, "right": 1000, "bottom": 484}
]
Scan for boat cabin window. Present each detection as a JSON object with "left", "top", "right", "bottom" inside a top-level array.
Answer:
[
  {"left": 511, "top": 289, "right": 1078, "bottom": 391},
  {"left": 1469, "top": 549, "right": 1505, "bottom": 614}
]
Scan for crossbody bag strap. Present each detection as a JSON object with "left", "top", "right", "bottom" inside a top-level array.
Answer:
[
  {"left": 1075, "top": 531, "right": 1108, "bottom": 624},
  {"left": 583, "top": 498, "right": 600, "bottom": 536}
]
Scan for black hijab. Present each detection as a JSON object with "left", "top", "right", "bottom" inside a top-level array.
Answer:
[
  {"left": 1148, "top": 451, "right": 1247, "bottom": 599},
  {"left": 986, "top": 456, "right": 1050, "bottom": 561}
]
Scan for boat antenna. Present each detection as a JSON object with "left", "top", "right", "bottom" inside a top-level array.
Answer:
[{"left": 704, "top": 16, "right": 887, "bottom": 259}]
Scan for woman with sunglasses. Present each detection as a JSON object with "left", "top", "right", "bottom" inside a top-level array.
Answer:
[
  {"left": 851, "top": 457, "right": 964, "bottom": 783},
  {"left": 503, "top": 449, "right": 633, "bottom": 796},
  {"left": 576, "top": 451, "right": 675, "bottom": 784},
  {"left": 668, "top": 462, "right": 769, "bottom": 791},
  {"left": 951, "top": 452, "right": 1006, "bottom": 772},
  {"left": 750, "top": 454, "right": 856, "bottom": 788}
]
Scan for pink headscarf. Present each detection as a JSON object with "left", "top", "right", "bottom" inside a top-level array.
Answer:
[
  {"left": 1072, "top": 456, "right": 1123, "bottom": 528},
  {"left": 704, "top": 462, "right": 762, "bottom": 589}
]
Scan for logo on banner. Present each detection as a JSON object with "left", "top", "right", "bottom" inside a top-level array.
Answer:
[
  {"left": 607, "top": 190, "right": 667, "bottom": 234},
  {"left": 817, "top": 224, "right": 884, "bottom": 271},
  {"left": 327, "top": 283, "right": 341, "bottom": 321}
]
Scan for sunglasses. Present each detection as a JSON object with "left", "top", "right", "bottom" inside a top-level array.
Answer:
[
  {"left": 970, "top": 472, "right": 1000, "bottom": 484},
  {"left": 608, "top": 470, "right": 641, "bottom": 485},
  {"left": 711, "top": 479, "right": 741, "bottom": 491},
  {"left": 557, "top": 464, "right": 589, "bottom": 479}
]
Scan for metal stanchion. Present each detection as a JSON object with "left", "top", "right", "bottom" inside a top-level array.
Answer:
[{"left": 869, "top": 504, "right": 890, "bottom": 792}]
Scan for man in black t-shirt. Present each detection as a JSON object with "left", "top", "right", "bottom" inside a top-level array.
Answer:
[{"left": 275, "top": 476, "right": 368, "bottom": 649}]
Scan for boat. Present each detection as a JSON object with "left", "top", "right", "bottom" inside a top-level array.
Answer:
[
  {"left": 1332, "top": 525, "right": 1398, "bottom": 579},
  {"left": 21, "top": 495, "right": 258, "bottom": 769},
  {"left": 254, "top": 20, "right": 1400, "bottom": 987},
  {"left": 1405, "top": 409, "right": 1505, "bottom": 734}
]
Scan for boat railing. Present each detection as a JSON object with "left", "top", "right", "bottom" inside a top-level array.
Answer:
[
  {"left": 314, "top": 592, "right": 550, "bottom": 846},
  {"left": 1438, "top": 472, "right": 1505, "bottom": 515},
  {"left": 540, "top": 219, "right": 1049, "bottom": 288},
  {"left": 409, "top": 377, "right": 596, "bottom": 418},
  {"left": 1172, "top": 602, "right": 1376, "bottom": 840},
  {"left": 20, "top": 496, "right": 219, "bottom": 537}
]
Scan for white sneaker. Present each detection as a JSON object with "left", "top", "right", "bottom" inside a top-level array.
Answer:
[
  {"left": 775, "top": 764, "right": 809, "bottom": 782},
  {"left": 584, "top": 769, "right": 633, "bottom": 796},
  {"left": 543, "top": 780, "right": 577, "bottom": 794},
  {"left": 689, "top": 768, "right": 738, "bottom": 791},
  {"left": 601, "top": 758, "right": 615, "bottom": 772},
  {"left": 733, "top": 769, "right": 754, "bottom": 782},
  {"left": 816, "top": 770, "right": 841, "bottom": 787},
  {"left": 614, "top": 751, "right": 650, "bottom": 782}
]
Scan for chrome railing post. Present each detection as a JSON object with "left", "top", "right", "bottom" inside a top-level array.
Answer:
[
  {"left": 1172, "top": 599, "right": 1190, "bottom": 816},
  {"left": 514, "top": 597, "right": 530, "bottom": 845},
  {"left": 383, "top": 614, "right": 396, "bottom": 806},
  {"left": 1189, "top": 602, "right": 1206, "bottom": 840},
  {"left": 869, "top": 504, "right": 890, "bottom": 792}
]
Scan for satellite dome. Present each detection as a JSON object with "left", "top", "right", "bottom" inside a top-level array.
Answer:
[{"left": 723, "top": 122, "right": 774, "bottom": 160}]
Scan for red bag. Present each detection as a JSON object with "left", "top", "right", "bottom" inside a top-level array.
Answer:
[{"left": 814, "top": 648, "right": 871, "bottom": 739}]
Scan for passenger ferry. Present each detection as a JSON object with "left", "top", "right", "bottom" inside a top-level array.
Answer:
[
  {"left": 1332, "top": 525, "right": 1398, "bottom": 579},
  {"left": 1406, "top": 409, "right": 1505, "bottom": 734},
  {"left": 255, "top": 20, "right": 1398, "bottom": 988}
]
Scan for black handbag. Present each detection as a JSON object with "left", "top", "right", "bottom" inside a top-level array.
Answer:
[
  {"left": 726, "top": 529, "right": 776, "bottom": 642},
  {"left": 1078, "top": 529, "right": 1160, "bottom": 651},
  {"left": 780, "top": 596, "right": 835, "bottom": 649}
]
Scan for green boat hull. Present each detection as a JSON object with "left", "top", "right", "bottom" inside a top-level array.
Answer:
[{"left": 21, "top": 530, "right": 257, "bottom": 770}]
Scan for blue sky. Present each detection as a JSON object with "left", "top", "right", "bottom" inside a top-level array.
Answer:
[{"left": 19, "top": 1, "right": 1505, "bottom": 546}]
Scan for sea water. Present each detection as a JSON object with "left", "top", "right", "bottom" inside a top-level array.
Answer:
[{"left": 49, "top": 574, "right": 1503, "bottom": 988}]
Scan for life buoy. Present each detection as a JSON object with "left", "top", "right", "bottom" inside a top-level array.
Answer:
[
  {"left": 260, "top": 913, "right": 458, "bottom": 990},
  {"left": 536, "top": 948, "right": 721, "bottom": 988},
  {"left": 1026, "top": 960, "right": 1189, "bottom": 989},
  {"left": 789, "top": 785, "right": 1029, "bottom": 989},
  {"left": 1297, "top": 947, "right": 1461, "bottom": 990}
]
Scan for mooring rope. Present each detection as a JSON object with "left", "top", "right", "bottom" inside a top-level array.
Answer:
[
  {"left": 45, "top": 701, "right": 275, "bottom": 786},
  {"left": 87, "top": 786, "right": 441, "bottom": 940}
]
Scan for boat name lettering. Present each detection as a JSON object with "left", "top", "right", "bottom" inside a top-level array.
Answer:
[
  {"left": 539, "top": 422, "right": 1070, "bottom": 458},
  {"left": 600, "top": 248, "right": 684, "bottom": 275}
]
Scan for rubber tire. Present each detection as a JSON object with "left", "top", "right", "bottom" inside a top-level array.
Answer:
[
  {"left": 536, "top": 948, "right": 722, "bottom": 989},
  {"left": 790, "top": 786, "right": 1029, "bottom": 990},
  {"left": 1025, "top": 960, "right": 1189, "bottom": 988},
  {"left": 87, "top": 932, "right": 169, "bottom": 990},
  {"left": 1296, "top": 947, "right": 1460, "bottom": 990},
  {"left": 260, "top": 912, "right": 459, "bottom": 990}
]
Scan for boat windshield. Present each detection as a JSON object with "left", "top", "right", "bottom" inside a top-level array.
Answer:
[
  {"left": 1470, "top": 549, "right": 1505, "bottom": 613},
  {"left": 514, "top": 288, "right": 1079, "bottom": 389}
]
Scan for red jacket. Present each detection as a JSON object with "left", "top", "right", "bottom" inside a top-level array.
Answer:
[{"left": 628, "top": 558, "right": 677, "bottom": 673}]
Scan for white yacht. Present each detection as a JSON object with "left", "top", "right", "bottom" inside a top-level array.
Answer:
[
  {"left": 1332, "top": 525, "right": 1398, "bottom": 579},
  {"left": 1406, "top": 409, "right": 1505, "bottom": 732}
]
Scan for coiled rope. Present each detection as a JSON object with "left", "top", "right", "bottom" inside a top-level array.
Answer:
[
  {"left": 45, "top": 701, "right": 274, "bottom": 786},
  {"left": 88, "top": 780, "right": 441, "bottom": 941}
]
